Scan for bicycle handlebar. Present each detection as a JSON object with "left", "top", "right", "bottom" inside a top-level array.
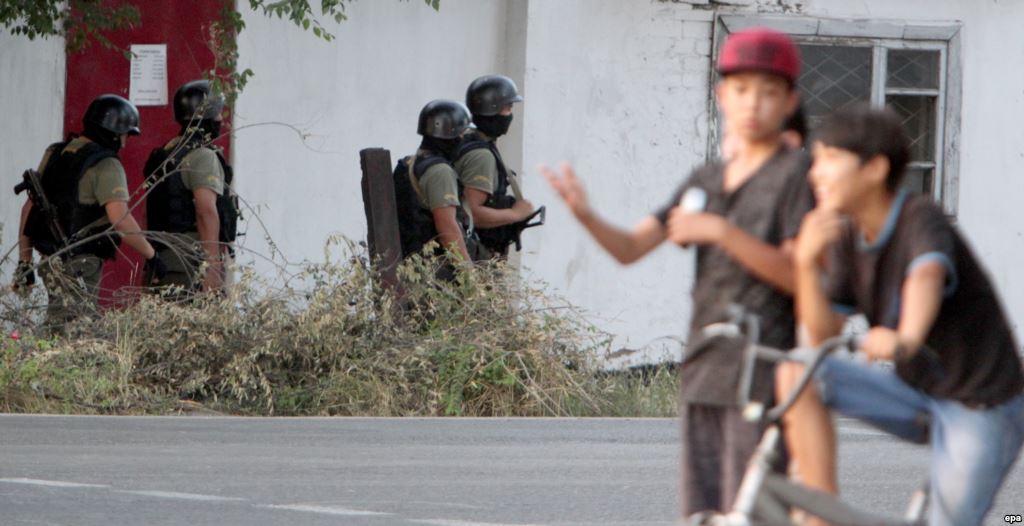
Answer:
[{"left": 763, "top": 334, "right": 858, "bottom": 423}]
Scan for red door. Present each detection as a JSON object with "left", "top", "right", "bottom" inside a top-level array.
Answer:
[{"left": 63, "top": 1, "right": 231, "bottom": 304}]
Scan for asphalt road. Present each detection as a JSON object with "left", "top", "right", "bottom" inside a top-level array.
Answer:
[{"left": 1, "top": 415, "right": 1022, "bottom": 525}]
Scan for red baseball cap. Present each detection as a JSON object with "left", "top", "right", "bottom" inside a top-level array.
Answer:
[{"left": 717, "top": 28, "right": 801, "bottom": 84}]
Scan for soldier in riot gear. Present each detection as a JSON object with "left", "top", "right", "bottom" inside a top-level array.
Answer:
[
  {"left": 144, "top": 79, "right": 239, "bottom": 294},
  {"left": 14, "top": 94, "right": 167, "bottom": 326},
  {"left": 454, "top": 75, "right": 539, "bottom": 260},
  {"left": 392, "top": 100, "right": 474, "bottom": 272}
]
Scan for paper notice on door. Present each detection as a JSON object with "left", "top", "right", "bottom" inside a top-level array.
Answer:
[{"left": 129, "top": 44, "right": 168, "bottom": 106}]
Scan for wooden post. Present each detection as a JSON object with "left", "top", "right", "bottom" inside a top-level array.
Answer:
[{"left": 360, "top": 148, "right": 401, "bottom": 292}]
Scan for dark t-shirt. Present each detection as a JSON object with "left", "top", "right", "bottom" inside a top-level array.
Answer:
[
  {"left": 824, "top": 191, "right": 1024, "bottom": 407},
  {"left": 654, "top": 147, "right": 814, "bottom": 405}
]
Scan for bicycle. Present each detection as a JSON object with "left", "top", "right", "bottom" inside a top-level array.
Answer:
[{"left": 683, "top": 307, "right": 928, "bottom": 526}]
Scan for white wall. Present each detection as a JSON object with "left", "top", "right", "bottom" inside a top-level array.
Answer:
[
  {"left": 0, "top": 32, "right": 65, "bottom": 276},
  {"left": 519, "top": 1, "right": 715, "bottom": 365},
  {"left": 232, "top": 0, "right": 514, "bottom": 273}
]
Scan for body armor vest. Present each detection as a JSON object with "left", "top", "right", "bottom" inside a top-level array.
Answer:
[
  {"left": 144, "top": 138, "right": 238, "bottom": 245},
  {"left": 455, "top": 130, "right": 511, "bottom": 209},
  {"left": 26, "top": 140, "right": 120, "bottom": 259},
  {"left": 394, "top": 152, "right": 471, "bottom": 258}
]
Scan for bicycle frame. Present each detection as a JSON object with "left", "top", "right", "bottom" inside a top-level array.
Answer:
[
  {"left": 721, "top": 424, "right": 927, "bottom": 526},
  {"left": 686, "top": 309, "right": 928, "bottom": 526}
]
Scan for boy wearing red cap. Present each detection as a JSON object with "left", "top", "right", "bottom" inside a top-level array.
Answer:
[{"left": 544, "top": 28, "right": 812, "bottom": 515}]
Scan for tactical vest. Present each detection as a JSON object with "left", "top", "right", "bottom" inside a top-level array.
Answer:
[
  {"left": 144, "top": 139, "right": 239, "bottom": 245},
  {"left": 393, "top": 152, "right": 471, "bottom": 259},
  {"left": 455, "top": 130, "right": 513, "bottom": 209},
  {"left": 456, "top": 131, "right": 519, "bottom": 255},
  {"left": 25, "top": 140, "right": 121, "bottom": 259}
]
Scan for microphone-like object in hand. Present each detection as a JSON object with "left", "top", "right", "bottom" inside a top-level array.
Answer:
[
  {"left": 679, "top": 187, "right": 707, "bottom": 213},
  {"left": 677, "top": 187, "right": 707, "bottom": 248}
]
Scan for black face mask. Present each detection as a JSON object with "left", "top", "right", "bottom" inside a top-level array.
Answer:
[
  {"left": 181, "top": 119, "right": 222, "bottom": 143},
  {"left": 200, "top": 119, "right": 222, "bottom": 141},
  {"left": 420, "top": 136, "right": 461, "bottom": 160},
  {"left": 474, "top": 113, "right": 513, "bottom": 138},
  {"left": 83, "top": 122, "right": 123, "bottom": 152}
]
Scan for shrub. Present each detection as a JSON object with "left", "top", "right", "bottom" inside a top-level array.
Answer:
[{"left": 0, "top": 241, "right": 678, "bottom": 416}]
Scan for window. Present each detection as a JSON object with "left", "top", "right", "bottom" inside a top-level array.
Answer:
[
  {"left": 712, "top": 16, "right": 963, "bottom": 213},
  {"left": 799, "top": 42, "right": 945, "bottom": 200}
]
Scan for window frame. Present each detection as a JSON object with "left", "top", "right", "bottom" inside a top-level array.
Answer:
[{"left": 708, "top": 15, "right": 963, "bottom": 214}]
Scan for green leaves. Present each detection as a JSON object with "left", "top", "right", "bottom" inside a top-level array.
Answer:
[
  {"left": 0, "top": 1, "right": 63, "bottom": 40},
  {"left": 0, "top": 0, "right": 141, "bottom": 53},
  {"left": 2, "top": 0, "right": 441, "bottom": 53},
  {"left": 247, "top": 0, "right": 346, "bottom": 42}
]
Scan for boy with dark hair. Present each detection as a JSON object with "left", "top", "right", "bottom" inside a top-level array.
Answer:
[
  {"left": 544, "top": 28, "right": 813, "bottom": 516},
  {"left": 781, "top": 105, "right": 1024, "bottom": 526}
]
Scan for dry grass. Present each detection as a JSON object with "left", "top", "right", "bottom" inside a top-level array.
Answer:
[{"left": 0, "top": 241, "right": 679, "bottom": 417}]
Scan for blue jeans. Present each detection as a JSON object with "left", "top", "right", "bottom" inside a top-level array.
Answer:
[{"left": 813, "top": 353, "right": 1024, "bottom": 526}]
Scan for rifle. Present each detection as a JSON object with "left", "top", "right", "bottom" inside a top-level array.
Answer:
[
  {"left": 512, "top": 205, "right": 545, "bottom": 251},
  {"left": 13, "top": 168, "right": 69, "bottom": 249},
  {"left": 477, "top": 205, "right": 546, "bottom": 253}
]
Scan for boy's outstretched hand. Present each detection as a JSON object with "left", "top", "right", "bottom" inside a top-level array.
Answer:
[{"left": 541, "top": 162, "right": 592, "bottom": 221}]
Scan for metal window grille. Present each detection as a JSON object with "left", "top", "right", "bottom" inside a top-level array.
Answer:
[{"left": 797, "top": 41, "right": 946, "bottom": 201}]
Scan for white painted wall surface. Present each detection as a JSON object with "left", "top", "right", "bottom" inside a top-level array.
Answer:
[
  {"left": 519, "top": 1, "right": 715, "bottom": 366},
  {"left": 0, "top": 32, "right": 65, "bottom": 276},
  {"left": 232, "top": 0, "right": 514, "bottom": 275}
]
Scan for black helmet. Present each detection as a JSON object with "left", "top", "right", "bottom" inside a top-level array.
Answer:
[
  {"left": 465, "top": 75, "right": 523, "bottom": 117},
  {"left": 83, "top": 94, "right": 141, "bottom": 136},
  {"left": 417, "top": 100, "right": 471, "bottom": 139},
  {"left": 173, "top": 80, "right": 225, "bottom": 124}
]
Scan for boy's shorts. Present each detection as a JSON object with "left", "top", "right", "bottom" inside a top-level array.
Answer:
[
  {"left": 810, "top": 351, "right": 1024, "bottom": 526},
  {"left": 679, "top": 403, "right": 786, "bottom": 516}
]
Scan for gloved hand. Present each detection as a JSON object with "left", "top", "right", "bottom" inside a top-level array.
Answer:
[
  {"left": 13, "top": 261, "right": 35, "bottom": 291},
  {"left": 144, "top": 253, "right": 169, "bottom": 284}
]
